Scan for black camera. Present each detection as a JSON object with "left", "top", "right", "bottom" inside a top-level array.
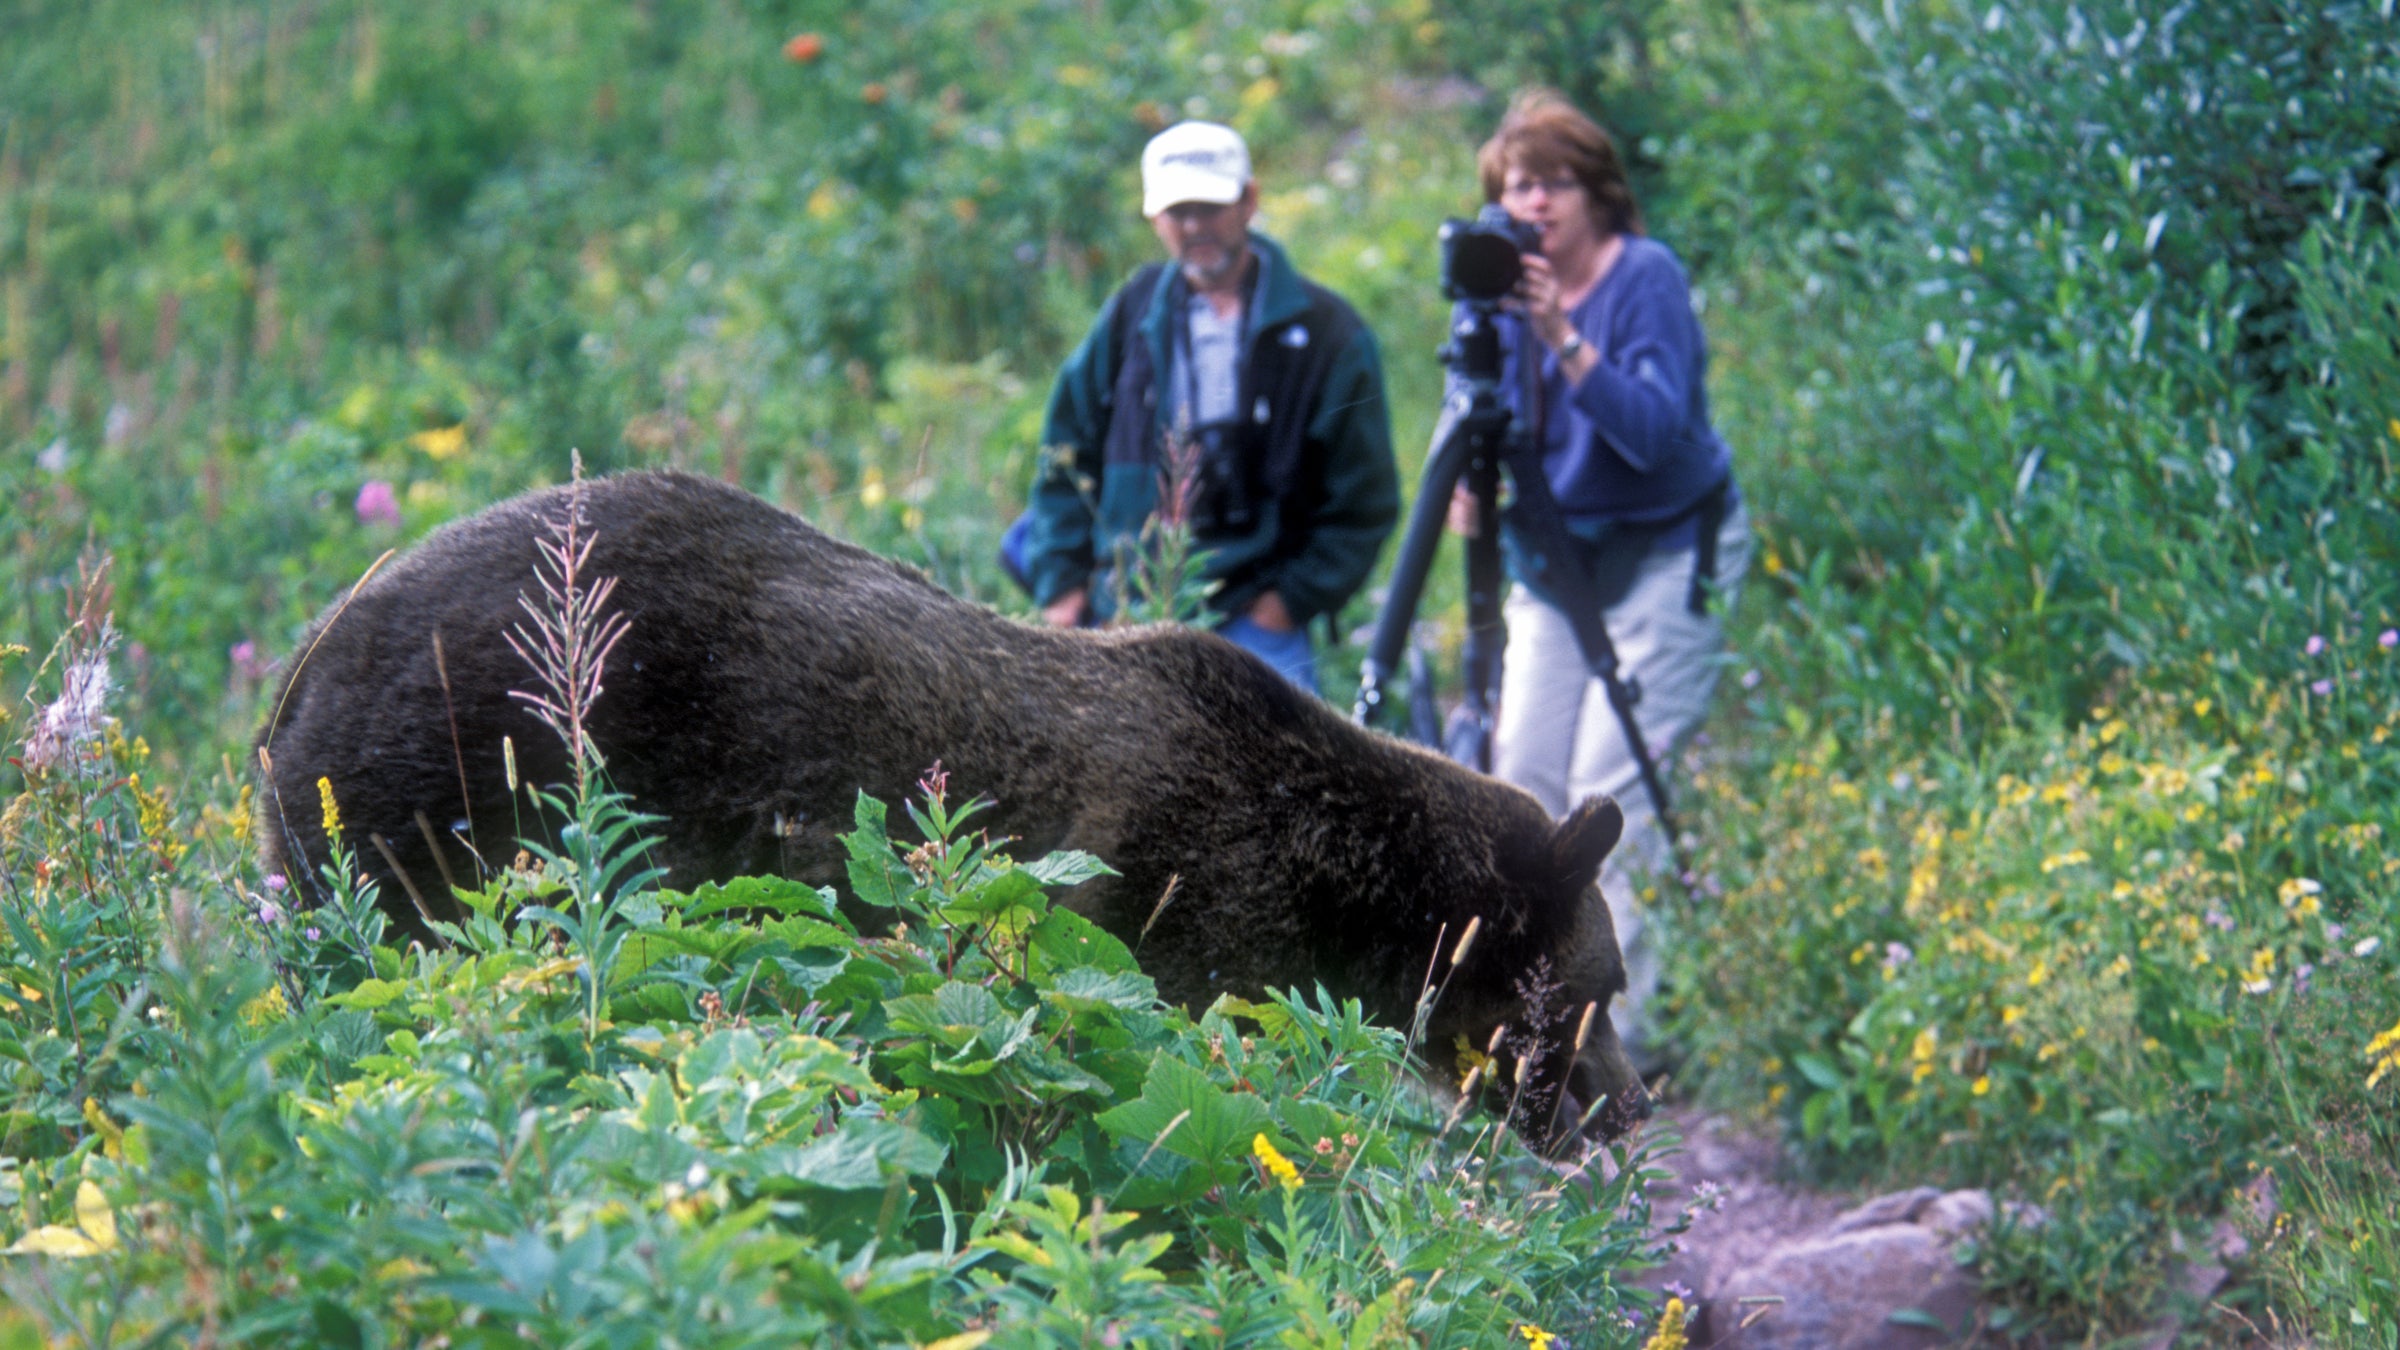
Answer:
[{"left": 1440, "top": 204, "right": 1542, "bottom": 305}]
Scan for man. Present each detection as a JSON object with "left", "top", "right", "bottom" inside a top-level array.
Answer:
[{"left": 1015, "top": 121, "right": 1398, "bottom": 690}]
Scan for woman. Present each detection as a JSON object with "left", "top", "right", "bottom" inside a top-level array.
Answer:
[{"left": 1450, "top": 89, "right": 1751, "bottom": 1063}]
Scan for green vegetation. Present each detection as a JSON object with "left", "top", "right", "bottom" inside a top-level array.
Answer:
[{"left": 5, "top": 0, "right": 2396, "bottom": 1343}]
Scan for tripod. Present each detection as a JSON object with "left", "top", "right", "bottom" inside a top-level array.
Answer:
[{"left": 1352, "top": 301, "right": 1690, "bottom": 878}]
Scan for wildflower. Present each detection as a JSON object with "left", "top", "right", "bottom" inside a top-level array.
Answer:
[
  {"left": 1883, "top": 942, "right": 1913, "bottom": 975},
  {"left": 1640, "top": 1297, "right": 1689, "bottom": 1350},
  {"left": 1972, "top": 1075, "right": 1991, "bottom": 1096},
  {"left": 2241, "top": 946, "right": 2275, "bottom": 995},
  {"left": 782, "top": 31, "right": 824, "bottom": 62},
  {"left": 239, "top": 984, "right": 290, "bottom": 1026},
  {"left": 1252, "top": 1133, "right": 1300, "bottom": 1191},
  {"left": 2367, "top": 1016, "right": 2400, "bottom": 1089},
  {"left": 1516, "top": 1326, "right": 1556, "bottom": 1350},
  {"left": 2305, "top": 634, "right": 2326, "bottom": 657},
  {"left": 2310, "top": 679, "right": 2333, "bottom": 697},
  {"left": 2040, "top": 849, "right": 2089, "bottom": 873},
  {"left": 317, "top": 776, "right": 343, "bottom": 838},
  {"left": 2193, "top": 698, "right": 2212, "bottom": 717},
  {"left": 229, "top": 639, "right": 267, "bottom": 681},
  {"left": 407, "top": 424, "right": 468, "bottom": 461},
  {"left": 354, "top": 480, "right": 401, "bottom": 526},
  {"left": 2356, "top": 936, "right": 2383, "bottom": 958},
  {"left": 2002, "top": 1005, "right": 2024, "bottom": 1025},
  {"left": 265, "top": 872, "right": 287, "bottom": 892},
  {"left": 2204, "top": 909, "right": 2234, "bottom": 932},
  {"left": 23, "top": 652, "right": 112, "bottom": 772},
  {"left": 2381, "top": 630, "right": 2397, "bottom": 650}
]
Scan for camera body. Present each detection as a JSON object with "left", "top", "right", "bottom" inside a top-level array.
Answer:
[{"left": 1440, "top": 204, "right": 1542, "bottom": 305}]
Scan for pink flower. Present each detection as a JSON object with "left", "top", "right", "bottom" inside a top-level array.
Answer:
[
  {"left": 2304, "top": 634, "right": 2326, "bottom": 657},
  {"left": 2310, "top": 678, "right": 2333, "bottom": 696},
  {"left": 355, "top": 480, "right": 401, "bottom": 526},
  {"left": 229, "top": 639, "right": 267, "bottom": 682},
  {"left": 2381, "top": 629, "right": 2397, "bottom": 650},
  {"left": 264, "top": 873, "right": 288, "bottom": 892}
]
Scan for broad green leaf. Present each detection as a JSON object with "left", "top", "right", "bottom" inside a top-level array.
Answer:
[
  {"left": 327, "top": 978, "right": 406, "bottom": 1011},
  {"left": 1092, "top": 1055, "right": 1270, "bottom": 1167},
  {"left": 1027, "top": 908, "right": 1137, "bottom": 976},
  {"left": 1025, "top": 850, "right": 1116, "bottom": 888},
  {"left": 664, "top": 876, "right": 845, "bottom": 924},
  {"left": 1039, "top": 968, "right": 1157, "bottom": 1014}
]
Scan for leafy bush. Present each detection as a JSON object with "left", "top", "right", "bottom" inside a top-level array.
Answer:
[{"left": 0, "top": 615, "right": 1672, "bottom": 1345}]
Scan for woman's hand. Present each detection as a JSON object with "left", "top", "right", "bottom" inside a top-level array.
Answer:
[{"left": 1515, "top": 254, "right": 1575, "bottom": 351}]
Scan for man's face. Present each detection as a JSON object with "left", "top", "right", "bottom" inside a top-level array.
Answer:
[{"left": 1150, "top": 183, "right": 1257, "bottom": 290}]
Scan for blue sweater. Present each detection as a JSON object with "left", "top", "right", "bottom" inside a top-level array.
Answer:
[{"left": 1482, "top": 235, "right": 1734, "bottom": 548}]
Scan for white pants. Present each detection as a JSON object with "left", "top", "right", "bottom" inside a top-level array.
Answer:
[{"left": 1492, "top": 503, "right": 1751, "bottom": 1060}]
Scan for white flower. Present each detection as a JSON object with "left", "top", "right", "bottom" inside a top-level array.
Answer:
[
  {"left": 2355, "top": 936, "right": 2383, "bottom": 958},
  {"left": 22, "top": 652, "right": 113, "bottom": 772}
]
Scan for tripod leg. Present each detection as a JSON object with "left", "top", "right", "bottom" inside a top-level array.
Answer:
[{"left": 1354, "top": 401, "right": 1486, "bottom": 731}]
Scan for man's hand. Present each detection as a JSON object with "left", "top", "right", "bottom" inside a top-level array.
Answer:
[
  {"left": 1248, "top": 590, "right": 1296, "bottom": 633},
  {"left": 1042, "top": 587, "right": 1089, "bottom": 628}
]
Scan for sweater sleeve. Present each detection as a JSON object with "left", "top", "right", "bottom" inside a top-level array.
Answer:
[{"left": 1565, "top": 255, "right": 1708, "bottom": 476}]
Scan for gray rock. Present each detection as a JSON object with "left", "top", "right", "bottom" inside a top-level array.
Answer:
[{"left": 1700, "top": 1188, "right": 1988, "bottom": 1348}]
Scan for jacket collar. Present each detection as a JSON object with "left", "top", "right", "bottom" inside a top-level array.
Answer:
[{"left": 1137, "top": 230, "right": 1308, "bottom": 354}]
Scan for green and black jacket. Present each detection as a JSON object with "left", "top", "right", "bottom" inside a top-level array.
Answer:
[{"left": 1024, "top": 232, "right": 1399, "bottom": 626}]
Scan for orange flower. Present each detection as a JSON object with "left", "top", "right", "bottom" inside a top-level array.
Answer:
[
  {"left": 861, "top": 81, "right": 889, "bottom": 105},
  {"left": 782, "top": 32, "right": 824, "bottom": 63}
]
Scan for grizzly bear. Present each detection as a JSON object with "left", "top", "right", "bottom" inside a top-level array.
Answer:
[{"left": 254, "top": 470, "right": 1647, "bottom": 1146}]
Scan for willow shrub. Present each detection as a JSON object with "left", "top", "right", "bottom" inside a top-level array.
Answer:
[{"left": 1657, "top": 0, "right": 2400, "bottom": 1339}]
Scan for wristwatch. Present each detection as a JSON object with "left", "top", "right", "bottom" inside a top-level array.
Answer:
[{"left": 1556, "top": 330, "right": 1587, "bottom": 360}]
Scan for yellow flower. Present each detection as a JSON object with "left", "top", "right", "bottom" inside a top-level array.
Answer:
[
  {"left": 1252, "top": 1133, "right": 1300, "bottom": 1191},
  {"left": 2040, "top": 850, "right": 2089, "bottom": 874},
  {"left": 1971, "top": 1075, "right": 1991, "bottom": 1096},
  {"left": 240, "top": 983, "right": 291, "bottom": 1027},
  {"left": 1519, "top": 1325, "right": 1557, "bottom": 1350},
  {"left": 1641, "top": 1298, "right": 1690, "bottom": 1350},
  {"left": 407, "top": 423, "right": 468, "bottom": 460},
  {"left": 2366, "top": 1017, "right": 2400, "bottom": 1089},
  {"left": 318, "top": 776, "right": 342, "bottom": 838},
  {"left": 1454, "top": 1033, "right": 1495, "bottom": 1089},
  {"left": 2002, "top": 1005, "right": 2024, "bottom": 1026}
]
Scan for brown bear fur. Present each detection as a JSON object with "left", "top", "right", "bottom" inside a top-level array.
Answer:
[{"left": 253, "top": 470, "right": 1647, "bottom": 1146}]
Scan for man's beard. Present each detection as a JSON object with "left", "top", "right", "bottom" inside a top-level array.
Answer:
[{"left": 1179, "top": 242, "right": 1247, "bottom": 290}]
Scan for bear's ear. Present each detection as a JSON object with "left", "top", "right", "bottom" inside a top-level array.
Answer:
[{"left": 1550, "top": 795, "right": 1624, "bottom": 885}]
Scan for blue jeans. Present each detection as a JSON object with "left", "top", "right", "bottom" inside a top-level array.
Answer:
[{"left": 1218, "top": 613, "right": 1316, "bottom": 692}]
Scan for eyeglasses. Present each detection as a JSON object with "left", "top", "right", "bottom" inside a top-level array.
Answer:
[{"left": 1500, "top": 175, "right": 1582, "bottom": 202}]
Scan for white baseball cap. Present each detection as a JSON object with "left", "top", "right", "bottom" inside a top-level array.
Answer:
[{"left": 1141, "top": 121, "right": 1251, "bottom": 218}]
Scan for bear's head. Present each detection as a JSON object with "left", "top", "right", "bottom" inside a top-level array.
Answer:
[{"left": 1428, "top": 794, "right": 1650, "bottom": 1154}]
